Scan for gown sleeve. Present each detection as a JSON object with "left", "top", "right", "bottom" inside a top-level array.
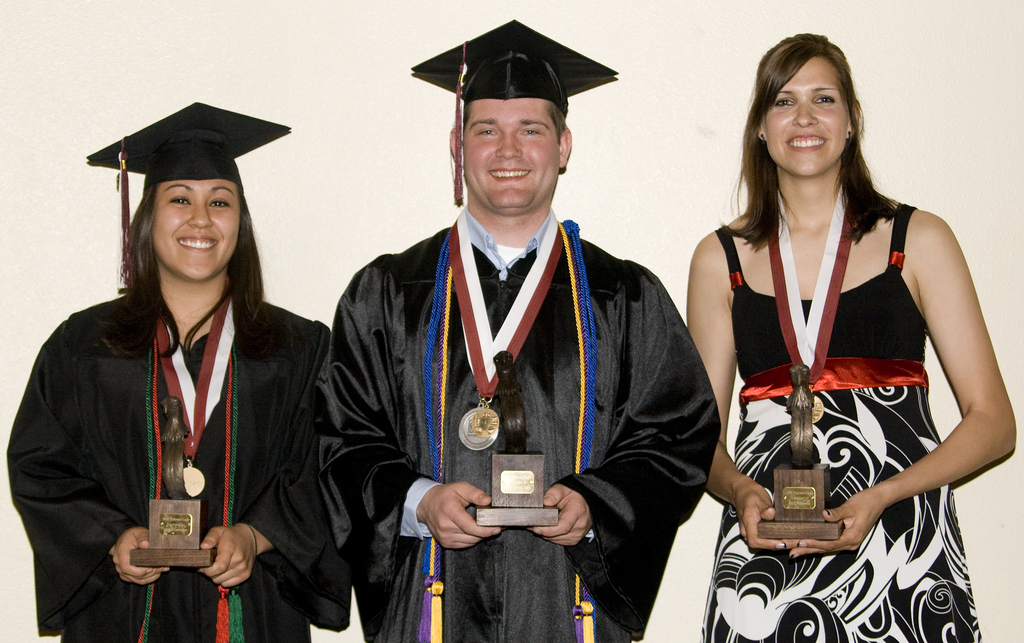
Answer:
[
  {"left": 7, "top": 321, "right": 135, "bottom": 631},
  {"left": 239, "top": 319, "right": 352, "bottom": 631},
  {"left": 557, "top": 260, "right": 720, "bottom": 634},
  {"left": 316, "top": 258, "right": 425, "bottom": 633}
]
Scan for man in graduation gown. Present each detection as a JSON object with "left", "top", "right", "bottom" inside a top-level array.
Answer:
[{"left": 317, "top": 21, "right": 719, "bottom": 642}]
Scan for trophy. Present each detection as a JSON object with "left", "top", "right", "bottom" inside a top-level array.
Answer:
[
  {"left": 757, "top": 364, "right": 843, "bottom": 541},
  {"left": 130, "top": 396, "right": 217, "bottom": 567},
  {"left": 475, "top": 351, "right": 558, "bottom": 527}
]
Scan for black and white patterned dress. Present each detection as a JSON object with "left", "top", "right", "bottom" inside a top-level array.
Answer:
[{"left": 703, "top": 206, "right": 981, "bottom": 643}]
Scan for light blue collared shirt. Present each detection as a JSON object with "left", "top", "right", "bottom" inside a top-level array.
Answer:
[{"left": 463, "top": 209, "right": 554, "bottom": 281}]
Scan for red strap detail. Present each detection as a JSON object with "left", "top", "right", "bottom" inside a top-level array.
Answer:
[
  {"left": 739, "top": 357, "right": 928, "bottom": 404},
  {"left": 729, "top": 272, "right": 744, "bottom": 289},
  {"left": 812, "top": 224, "right": 853, "bottom": 380},
  {"left": 889, "top": 250, "right": 905, "bottom": 269}
]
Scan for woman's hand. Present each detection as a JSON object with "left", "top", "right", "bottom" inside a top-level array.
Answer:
[
  {"left": 110, "top": 526, "right": 168, "bottom": 585},
  {"left": 788, "top": 486, "right": 888, "bottom": 557},
  {"left": 199, "top": 524, "right": 263, "bottom": 587}
]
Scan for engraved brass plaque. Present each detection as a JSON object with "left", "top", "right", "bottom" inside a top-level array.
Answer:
[
  {"left": 159, "top": 513, "right": 194, "bottom": 536},
  {"left": 500, "top": 470, "right": 535, "bottom": 495},
  {"left": 782, "top": 487, "right": 816, "bottom": 510}
]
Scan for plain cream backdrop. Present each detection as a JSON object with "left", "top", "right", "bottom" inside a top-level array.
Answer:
[{"left": 2, "top": 1, "right": 1020, "bottom": 640}]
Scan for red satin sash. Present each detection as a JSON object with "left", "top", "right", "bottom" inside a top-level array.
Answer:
[{"left": 739, "top": 357, "right": 928, "bottom": 404}]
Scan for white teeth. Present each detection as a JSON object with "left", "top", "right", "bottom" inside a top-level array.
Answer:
[
  {"left": 180, "top": 239, "right": 215, "bottom": 249},
  {"left": 790, "top": 138, "right": 825, "bottom": 148},
  {"left": 491, "top": 170, "right": 529, "bottom": 178}
]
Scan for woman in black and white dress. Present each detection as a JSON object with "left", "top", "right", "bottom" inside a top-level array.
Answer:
[{"left": 688, "top": 34, "right": 1014, "bottom": 642}]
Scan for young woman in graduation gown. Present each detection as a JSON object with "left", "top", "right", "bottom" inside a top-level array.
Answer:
[
  {"left": 687, "top": 36, "right": 1014, "bottom": 642},
  {"left": 8, "top": 104, "right": 350, "bottom": 642}
]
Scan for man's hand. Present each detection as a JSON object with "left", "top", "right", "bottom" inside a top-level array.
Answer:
[
  {"left": 530, "top": 484, "right": 592, "bottom": 546},
  {"left": 110, "top": 526, "right": 168, "bottom": 585},
  {"left": 417, "top": 482, "right": 501, "bottom": 549},
  {"left": 199, "top": 524, "right": 262, "bottom": 587}
]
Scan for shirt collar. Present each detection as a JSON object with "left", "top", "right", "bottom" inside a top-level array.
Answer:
[{"left": 463, "top": 209, "right": 555, "bottom": 281}]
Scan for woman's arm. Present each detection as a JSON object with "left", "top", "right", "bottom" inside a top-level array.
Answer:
[
  {"left": 796, "top": 210, "right": 1016, "bottom": 555},
  {"left": 687, "top": 232, "right": 788, "bottom": 550}
]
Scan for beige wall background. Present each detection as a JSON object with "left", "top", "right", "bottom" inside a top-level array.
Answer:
[{"left": 2, "top": 1, "right": 1020, "bottom": 640}]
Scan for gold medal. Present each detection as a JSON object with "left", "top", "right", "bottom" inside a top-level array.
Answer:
[
  {"left": 811, "top": 395, "right": 824, "bottom": 424},
  {"left": 470, "top": 407, "right": 499, "bottom": 438},
  {"left": 459, "top": 398, "right": 499, "bottom": 450},
  {"left": 183, "top": 461, "right": 206, "bottom": 497}
]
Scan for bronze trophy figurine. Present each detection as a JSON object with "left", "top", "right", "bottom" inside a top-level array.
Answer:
[
  {"left": 757, "top": 364, "right": 843, "bottom": 541},
  {"left": 476, "top": 351, "right": 558, "bottom": 527},
  {"left": 130, "top": 396, "right": 217, "bottom": 567}
]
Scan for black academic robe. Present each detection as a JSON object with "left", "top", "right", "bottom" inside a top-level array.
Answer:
[
  {"left": 8, "top": 301, "right": 350, "bottom": 642},
  {"left": 318, "top": 230, "right": 719, "bottom": 642}
]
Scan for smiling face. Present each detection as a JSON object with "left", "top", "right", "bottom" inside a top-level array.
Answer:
[
  {"left": 151, "top": 179, "right": 240, "bottom": 293},
  {"left": 760, "top": 57, "right": 852, "bottom": 188},
  {"left": 456, "top": 97, "right": 572, "bottom": 233}
]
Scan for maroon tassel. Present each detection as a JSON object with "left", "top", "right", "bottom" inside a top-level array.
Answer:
[
  {"left": 118, "top": 138, "right": 133, "bottom": 289},
  {"left": 453, "top": 41, "right": 466, "bottom": 206}
]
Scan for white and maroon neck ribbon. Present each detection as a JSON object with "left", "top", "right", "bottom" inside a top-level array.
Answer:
[
  {"left": 769, "top": 192, "right": 851, "bottom": 382},
  {"left": 157, "top": 298, "right": 234, "bottom": 457},
  {"left": 449, "top": 210, "right": 562, "bottom": 398}
]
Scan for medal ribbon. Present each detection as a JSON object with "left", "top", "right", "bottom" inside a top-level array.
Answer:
[
  {"left": 156, "top": 297, "right": 234, "bottom": 457},
  {"left": 449, "top": 209, "right": 563, "bottom": 398},
  {"left": 768, "top": 193, "right": 851, "bottom": 382}
]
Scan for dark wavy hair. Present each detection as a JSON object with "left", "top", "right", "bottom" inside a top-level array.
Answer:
[
  {"left": 102, "top": 182, "right": 285, "bottom": 358},
  {"left": 728, "top": 34, "right": 896, "bottom": 248}
]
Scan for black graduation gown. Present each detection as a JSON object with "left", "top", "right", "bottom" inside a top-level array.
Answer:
[
  {"left": 317, "top": 230, "right": 719, "bottom": 642},
  {"left": 8, "top": 300, "right": 350, "bottom": 642}
]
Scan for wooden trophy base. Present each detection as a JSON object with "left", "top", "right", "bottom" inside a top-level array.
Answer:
[
  {"left": 756, "top": 463, "right": 843, "bottom": 541},
  {"left": 476, "top": 505, "right": 559, "bottom": 526},
  {"left": 758, "top": 520, "right": 843, "bottom": 540},
  {"left": 130, "top": 498, "right": 216, "bottom": 567},
  {"left": 477, "top": 451, "right": 558, "bottom": 527},
  {"left": 130, "top": 548, "right": 217, "bottom": 567}
]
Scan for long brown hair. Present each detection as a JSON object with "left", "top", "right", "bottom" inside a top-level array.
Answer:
[
  {"left": 728, "top": 34, "right": 896, "bottom": 248},
  {"left": 102, "top": 183, "right": 285, "bottom": 358}
]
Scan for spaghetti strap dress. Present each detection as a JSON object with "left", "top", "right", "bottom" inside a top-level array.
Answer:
[{"left": 702, "top": 205, "right": 982, "bottom": 642}]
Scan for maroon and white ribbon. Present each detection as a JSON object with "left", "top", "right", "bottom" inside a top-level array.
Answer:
[
  {"left": 449, "top": 210, "right": 562, "bottom": 398},
  {"left": 769, "top": 193, "right": 851, "bottom": 382},
  {"left": 157, "top": 298, "right": 234, "bottom": 458}
]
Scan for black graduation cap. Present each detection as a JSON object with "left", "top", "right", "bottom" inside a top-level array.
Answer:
[
  {"left": 87, "top": 103, "right": 289, "bottom": 288},
  {"left": 87, "top": 102, "right": 290, "bottom": 190},
  {"left": 412, "top": 20, "right": 617, "bottom": 116}
]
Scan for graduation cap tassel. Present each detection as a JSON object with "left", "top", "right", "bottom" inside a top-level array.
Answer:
[
  {"left": 118, "top": 139, "right": 133, "bottom": 289},
  {"left": 453, "top": 42, "right": 466, "bottom": 206}
]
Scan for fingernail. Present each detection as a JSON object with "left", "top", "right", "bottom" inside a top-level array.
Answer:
[
  {"left": 775, "top": 543, "right": 786, "bottom": 549},
  {"left": 824, "top": 510, "right": 833, "bottom": 517},
  {"left": 797, "top": 541, "right": 805, "bottom": 548}
]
